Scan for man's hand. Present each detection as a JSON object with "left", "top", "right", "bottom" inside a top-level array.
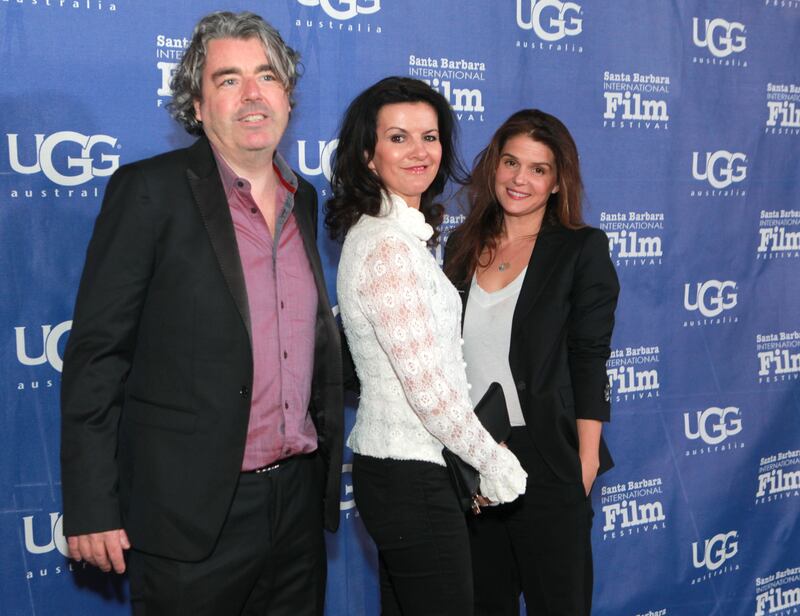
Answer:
[{"left": 68, "top": 529, "right": 131, "bottom": 574}]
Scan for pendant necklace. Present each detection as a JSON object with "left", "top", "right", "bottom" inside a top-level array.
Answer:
[{"left": 496, "top": 233, "right": 538, "bottom": 272}]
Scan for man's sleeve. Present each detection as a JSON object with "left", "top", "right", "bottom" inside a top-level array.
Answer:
[{"left": 60, "top": 164, "right": 157, "bottom": 536}]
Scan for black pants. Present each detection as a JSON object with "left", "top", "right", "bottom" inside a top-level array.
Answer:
[
  {"left": 128, "top": 453, "right": 326, "bottom": 616},
  {"left": 353, "top": 454, "right": 473, "bottom": 616},
  {"left": 469, "top": 428, "right": 593, "bottom": 616}
]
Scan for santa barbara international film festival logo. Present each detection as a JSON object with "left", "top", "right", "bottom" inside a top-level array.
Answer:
[
  {"left": 756, "top": 330, "right": 800, "bottom": 384},
  {"left": 515, "top": 0, "right": 583, "bottom": 54},
  {"left": 690, "top": 149, "right": 747, "bottom": 198},
  {"left": 756, "top": 449, "right": 800, "bottom": 506},
  {"left": 155, "top": 34, "right": 189, "bottom": 108},
  {"left": 606, "top": 344, "right": 660, "bottom": 403},
  {"left": 765, "top": 83, "right": 800, "bottom": 136},
  {"left": 691, "top": 16, "right": 747, "bottom": 67},
  {"left": 294, "top": 0, "right": 383, "bottom": 35},
  {"left": 682, "top": 279, "right": 739, "bottom": 327},
  {"left": 757, "top": 209, "right": 800, "bottom": 260},
  {"left": 599, "top": 476, "right": 666, "bottom": 541},
  {"left": 755, "top": 566, "right": 800, "bottom": 616},
  {"left": 599, "top": 210, "right": 663, "bottom": 268},
  {"left": 602, "top": 70, "right": 670, "bottom": 130},
  {"left": 6, "top": 132, "right": 120, "bottom": 200},
  {"left": 14, "top": 321, "right": 72, "bottom": 391},
  {"left": 755, "top": 449, "right": 800, "bottom": 506},
  {"left": 690, "top": 529, "right": 739, "bottom": 584},
  {"left": 408, "top": 54, "right": 487, "bottom": 123}
]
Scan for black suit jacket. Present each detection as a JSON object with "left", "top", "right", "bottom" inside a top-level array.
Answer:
[
  {"left": 61, "top": 137, "right": 343, "bottom": 561},
  {"left": 445, "top": 224, "right": 619, "bottom": 484}
]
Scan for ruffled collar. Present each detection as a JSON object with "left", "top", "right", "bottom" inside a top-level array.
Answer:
[{"left": 378, "top": 192, "right": 434, "bottom": 243}]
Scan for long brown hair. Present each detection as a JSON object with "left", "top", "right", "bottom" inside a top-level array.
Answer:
[{"left": 444, "top": 109, "right": 585, "bottom": 284}]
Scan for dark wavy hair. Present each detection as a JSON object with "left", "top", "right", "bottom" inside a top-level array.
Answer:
[
  {"left": 444, "top": 109, "right": 585, "bottom": 284},
  {"left": 325, "top": 77, "right": 466, "bottom": 244},
  {"left": 168, "top": 11, "right": 300, "bottom": 136}
]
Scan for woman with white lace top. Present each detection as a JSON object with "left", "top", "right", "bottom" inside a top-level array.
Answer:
[{"left": 325, "top": 77, "right": 527, "bottom": 616}]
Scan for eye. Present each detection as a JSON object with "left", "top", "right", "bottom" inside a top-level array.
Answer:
[
  {"left": 389, "top": 134, "right": 405, "bottom": 143},
  {"left": 533, "top": 166, "right": 546, "bottom": 175},
  {"left": 260, "top": 72, "right": 276, "bottom": 82},
  {"left": 423, "top": 134, "right": 439, "bottom": 142},
  {"left": 220, "top": 77, "right": 237, "bottom": 87},
  {"left": 503, "top": 158, "right": 518, "bottom": 168}
]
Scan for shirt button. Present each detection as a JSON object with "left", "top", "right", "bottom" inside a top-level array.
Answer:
[
  {"left": 237, "top": 180, "right": 245, "bottom": 188},
  {"left": 280, "top": 301, "right": 284, "bottom": 309},
  {"left": 466, "top": 383, "right": 472, "bottom": 391},
  {"left": 239, "top": 385, "right": 250, "bottom": 398},
  {"left": 459, "top": 338, "right": 465, "bottom": 345},
  {"left": 462, "top": 361, "right": 467, "bottom": 368},
  {"left": 284, "top": 401, "right": 289, "bottom": 409},
  {"left": 250, "top": 207, "right": 257, "bottom": 214},
  {"left": 283, "top": 351, "right": 288, "bottom": 359}
]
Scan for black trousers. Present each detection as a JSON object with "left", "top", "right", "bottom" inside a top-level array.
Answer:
[
  {"left": 128, "top": 452, "right": 326, "bottom": 616},
  {"left": 353, "top": 454, "right": 473, "bottom": 616},
  {"left": 468, "top": 428, "right": 593, "bottom": 616}
]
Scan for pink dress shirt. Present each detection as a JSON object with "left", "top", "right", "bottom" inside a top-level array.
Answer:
[{"left": 213, "top": 149, "right": 319, "bottom": 470}]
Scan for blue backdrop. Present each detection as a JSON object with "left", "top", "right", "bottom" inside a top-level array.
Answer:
[{"left": 2, "top": 1, "right": 799, "bottom": 615}]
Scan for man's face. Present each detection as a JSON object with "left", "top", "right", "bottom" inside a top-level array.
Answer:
[{"left": 193, "top": 37, "right": 290, "bottom": 165}]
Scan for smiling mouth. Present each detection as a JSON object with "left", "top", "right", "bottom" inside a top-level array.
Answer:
[
  {"left": 404, "top": 165, "right": 429, "bottom": 174},
  {"left": 240, "top": 114, "right": 268, "bottom": 123},
  {"left": 506, "top": 188, "right": 530, "bottom": 199}
]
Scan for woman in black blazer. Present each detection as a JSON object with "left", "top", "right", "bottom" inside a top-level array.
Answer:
[{"left": 444, "top": 109, "right": 619, "bottom": 615}]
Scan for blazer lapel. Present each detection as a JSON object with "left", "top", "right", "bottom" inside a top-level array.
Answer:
[
  {"left": 186, "top": 138, "right": 252, "bottom": 341},
  {"left": 293, "top": 185, "right": 330, "bottom": 312},
  {"left": 511, "top": 226, "right": 569, "bottom": 334}
]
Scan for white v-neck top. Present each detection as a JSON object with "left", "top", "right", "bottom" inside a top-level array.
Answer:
[{"left": 463, "top": 267, "right": 527, "bottom": 427}]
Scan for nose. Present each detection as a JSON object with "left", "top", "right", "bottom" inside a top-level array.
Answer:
[
  {"left": 511, "top": 167, "right": 526, "bottom": 184},
  {"left": 408, "top": 138, "right": 428, "bottom": 160},
  {"left": 241, "top": 76, "right": 263, "bottom": 102}
]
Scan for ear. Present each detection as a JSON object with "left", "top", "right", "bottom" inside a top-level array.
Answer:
[
  {"left": 551, "top": 183, "right": 559, "bottom": 194},
  {"left": 193, "top": 99, "right": 203, "bottom": 123},
  {"left": 366, "top": 152, "right": 377, "bottom": 173}
]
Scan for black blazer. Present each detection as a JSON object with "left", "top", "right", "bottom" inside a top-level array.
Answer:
[
  {"left": 445, "top": 224, "right": 619, "bottom": 484},
  {"left": 61, "top": 137, "right": 344, "bottom": 561}
]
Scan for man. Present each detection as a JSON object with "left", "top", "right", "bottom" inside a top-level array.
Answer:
[{"left": 60, "top": 11, "right": 343, "bottom": 615}]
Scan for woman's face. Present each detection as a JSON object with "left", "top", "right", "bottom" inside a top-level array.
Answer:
[
  {"left": 494, "top": 134, "right": 559, "bottom": 226},
  {"left": 368, "top": 102, "right": 442, "bottom": 209}
]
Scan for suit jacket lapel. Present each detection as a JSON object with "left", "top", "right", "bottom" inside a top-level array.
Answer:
[
  {"left": 186, "top": 138, "right": 252, "bottom": 341},
  {"left": 292, "top": 185, "right": 330, "bottom": 313},
  {"left": 511, "top": 226, "right": 569, "bottom": 334}
]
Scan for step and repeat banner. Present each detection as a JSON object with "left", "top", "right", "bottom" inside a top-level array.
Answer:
[{"left": 2, "top": 1, "right": 799, "bottom": 615}]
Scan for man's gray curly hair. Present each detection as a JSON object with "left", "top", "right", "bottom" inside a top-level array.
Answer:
[{"left": 168, "top": 11, "right": 300, "bottom": 136}]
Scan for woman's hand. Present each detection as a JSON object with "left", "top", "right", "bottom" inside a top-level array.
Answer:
[
  {"left": 577, "top": 419, "right": 602, "bottom": 496},
  {"left": 579, "top": 454, "right": 600, "bottom": 496}
]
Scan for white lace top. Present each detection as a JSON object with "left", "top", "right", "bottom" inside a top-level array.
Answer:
[{"left": 337, "top": 192, "right": 527, "bottom": 503}]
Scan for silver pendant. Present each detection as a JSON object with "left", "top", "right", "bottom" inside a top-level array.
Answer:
[{"left": 498, "top": 261, "right": 510, "bottom": 272}]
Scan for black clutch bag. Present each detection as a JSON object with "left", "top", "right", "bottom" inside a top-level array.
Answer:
[{"left": 442, "top": 382, "right": 512, "bottom": 514}]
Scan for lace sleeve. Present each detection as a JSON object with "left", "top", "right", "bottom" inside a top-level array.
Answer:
[{"left": 356, "top": 234, "right": 526, "bottom": 502}]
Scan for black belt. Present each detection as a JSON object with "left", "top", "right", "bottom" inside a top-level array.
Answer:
[
  {"left": 242, "top": 461, "right": 283, "bottom": 475},
  {"left": 242, "top": 450, "right": 315, "bottom": 475}
]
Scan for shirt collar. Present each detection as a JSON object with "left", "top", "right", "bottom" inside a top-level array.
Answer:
[
  {"left": 211, "top": 146, "right": 298, "bottom": 198},
  {"left": 379, "top": 191, "right": 434, "bottom": 243}
]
